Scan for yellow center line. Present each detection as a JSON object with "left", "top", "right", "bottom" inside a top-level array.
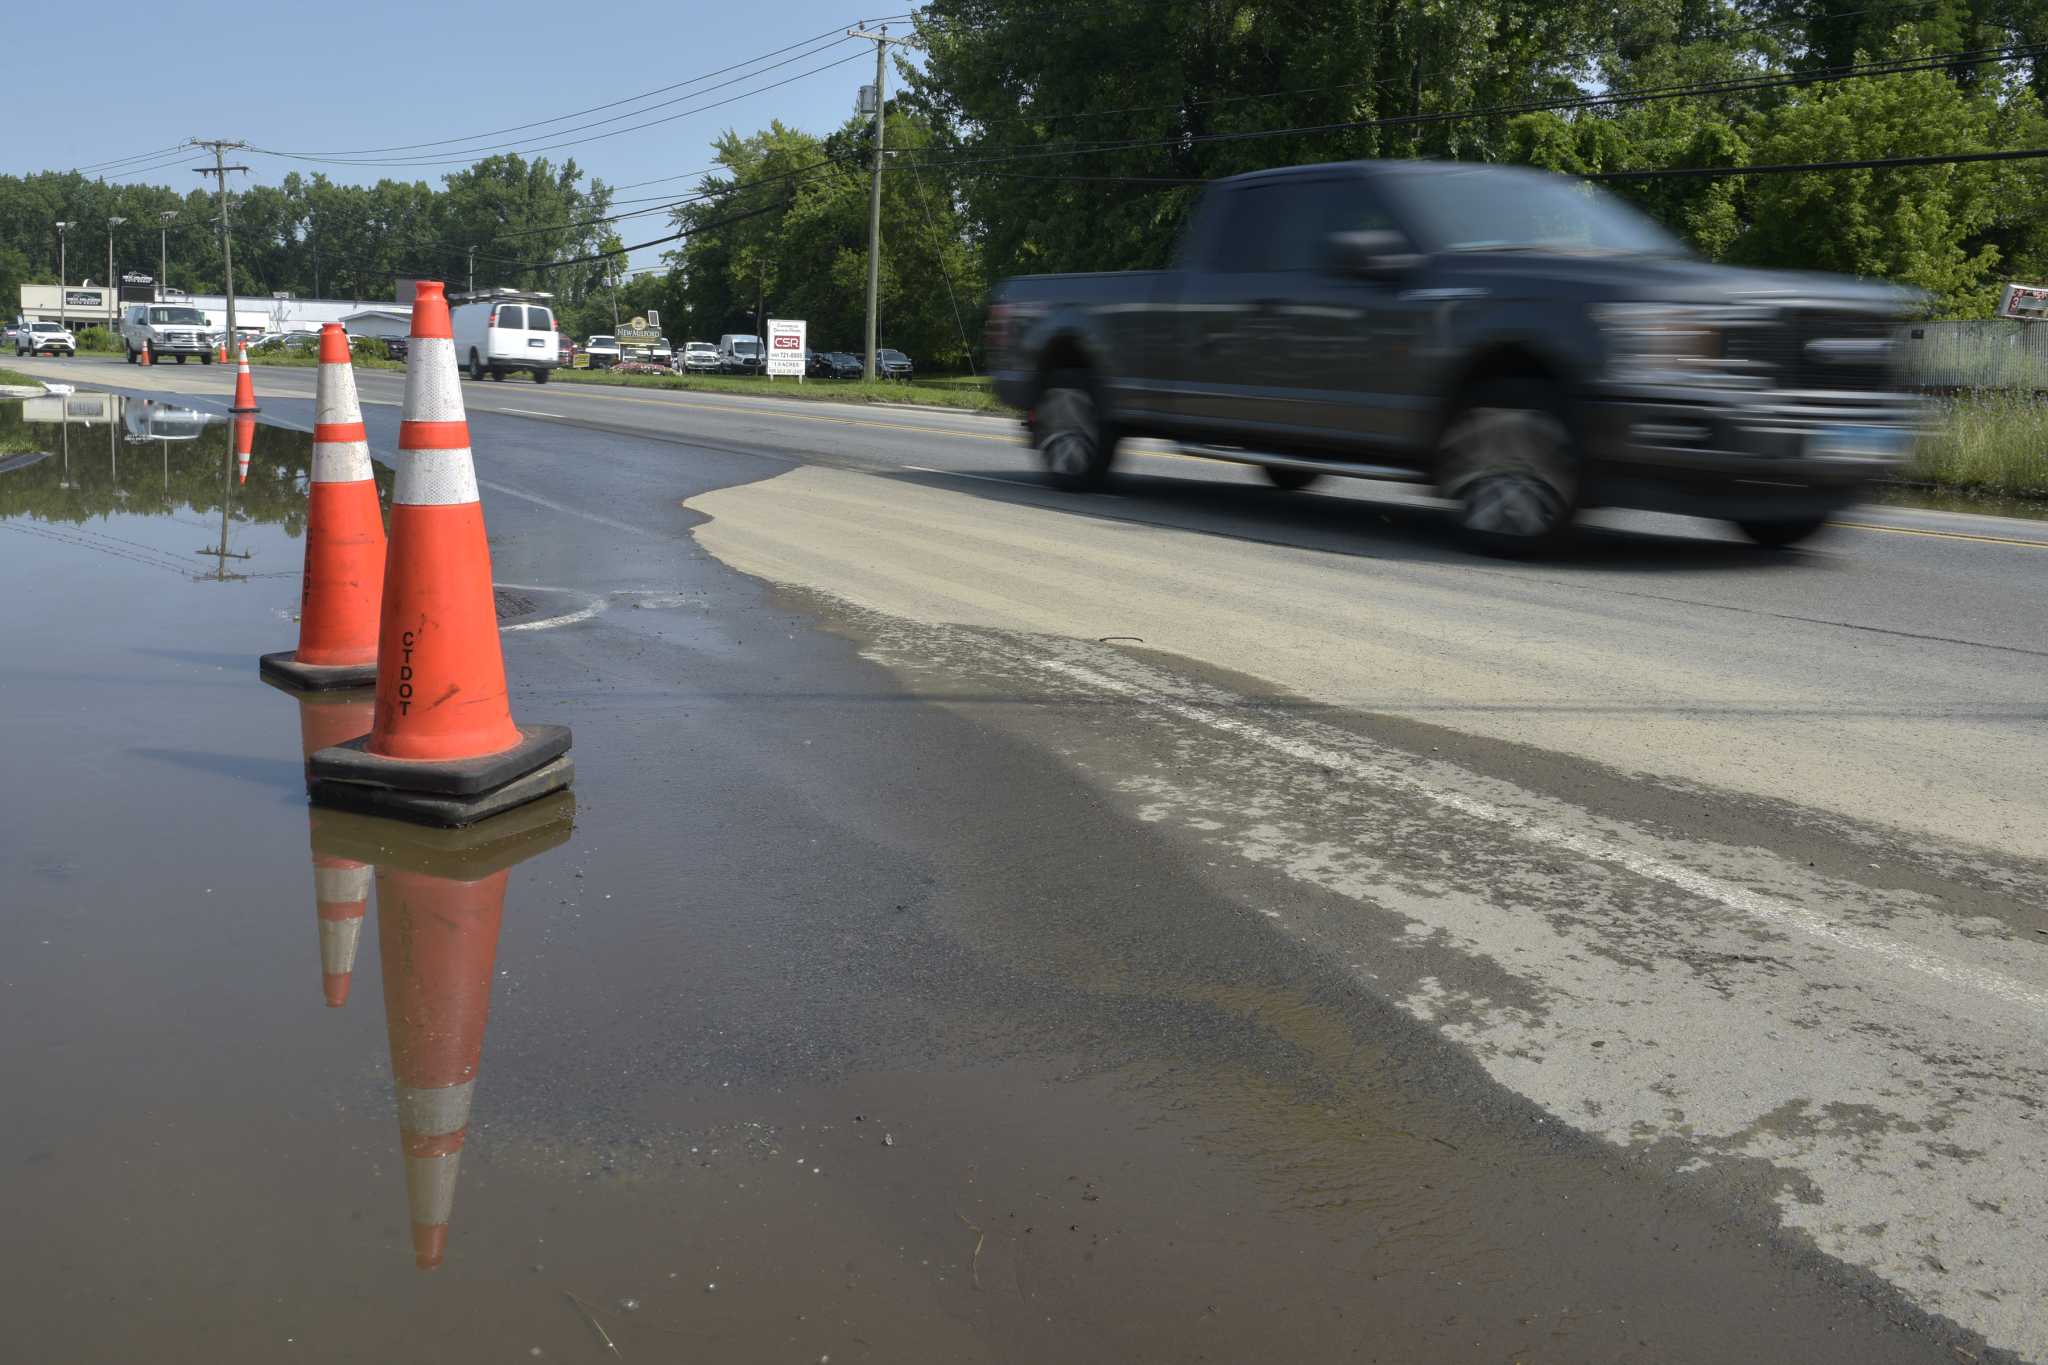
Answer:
[{"left": 1830, "top": 520, "right": 2048, "bottom": 549}]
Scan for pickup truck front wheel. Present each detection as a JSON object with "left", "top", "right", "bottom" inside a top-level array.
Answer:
[
  {"left": 1036, "top": 372, "right": 1116, "bottom": 491},
  {"left": 1437, "top": 381, "right": 1580, "bottom": 554}
]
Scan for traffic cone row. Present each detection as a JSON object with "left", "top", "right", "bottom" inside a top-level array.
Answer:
[
  {"left": 261, "top": 325, "right": 386, "bottom": 691},
  {"left": 302, "top": 281, "right": 572, "bottom": 826}
]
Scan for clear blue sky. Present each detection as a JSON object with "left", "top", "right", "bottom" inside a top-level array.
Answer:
[{"left": 20, "top": 1, "right": 920, "bottom": 276}]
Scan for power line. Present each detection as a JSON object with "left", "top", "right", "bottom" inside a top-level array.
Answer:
[
  {"left": 1589, "top": 144, "right": 2048, "bottom": 180},
  {"left": 254, "top": 41, "right": 866, "bottom": 169}
]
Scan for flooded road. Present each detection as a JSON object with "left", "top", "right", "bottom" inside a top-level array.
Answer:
[{"left": 0, "top": 391, "right": 2008, "bottom": 1362}]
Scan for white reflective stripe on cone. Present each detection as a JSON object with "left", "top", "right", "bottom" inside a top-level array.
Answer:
[
  {"left": 318, "top": 916, "right": 363, "bottom": 974},
  {"left": 405, "top": 1151, "right": 462, "bottom": 1225},
  {"left": 311, "top": 439, "right": 374, "bottom": 485},
  {"left": 314, "top": 864, "right": 372, "bottom": 902},
  {"left": 401, "top": 337, "right": 467, "bottom": 422},
  {"left": 397, "top": 1079, "right": 476, "bottom": 1138},
  {"left": 315, "top": 358, "right": 362, "bottom": 428},
  {"left": 393, "top": 449, "right": 480, "bottom": 507}
]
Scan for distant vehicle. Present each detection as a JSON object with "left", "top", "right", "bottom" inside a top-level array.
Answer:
[
  {"left": 872, "top": 348, "right": 914, "bottom": 381},
  {"left": 681, "top": 340, "right": 719, "bottom": 372},
  {"left": 450, "top": 290, "right": 558, "bottom": 383},
  {"left": 804, "top": 348, "right": 835, "bottom": 379},
  {"left": 717, "top": 333, "right": 763, "bottom": 374},
  {"left": 120, "top": 304, "right": 216, "bottom": 365},
  {"left": 825, "top": 351, "right": 864, "bottom": 379},
  {"left": 557, "top": 331, "right": 574, "bottom": 366},
  {"left": 988, "top": 158, "right": 1920, "bottom": 550},
  {"left": 650, "top": 338, "right": 674, "bottom": 368},
  {"left": 247, "top": 330, "right": 321, "bottom": 354},
  {"left": 16, "top": 321, "right": 75, "bottom": 357},
  {"left": 383, "top": 336, "right": 410, "bottom": 362},
  {"left": 584, "top": 334, "right": 621, "bottom": 369},
  {"left": 2, "top": 321, "right": 21, "bottom": 347}
]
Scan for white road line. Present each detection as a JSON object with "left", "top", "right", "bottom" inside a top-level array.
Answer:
[
  {"left": 491, "top": 407, "right": 565, "bottom": 419},
  {"left": 476, "top": 479, "right": 661, "bottom": 539},
  {"left": 501, "top": 600, "right": 606, "bottom": 633},
  {"left": 1030, "top": 653, "right": 2048, "bottom": 1018}
]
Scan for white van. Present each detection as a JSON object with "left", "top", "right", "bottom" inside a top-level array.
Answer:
[
  {"left": 449, "top": 289, "right": 558, "bottom": 383},
  {"left": 717, "top": 333, "right": 763, "bottom": 374},
  {"left": 120, "top": 304, "right": 217, "bottom": 365}
]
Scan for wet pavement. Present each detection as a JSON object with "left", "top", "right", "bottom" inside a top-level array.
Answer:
[{"left": 0, "top": 391, "right": 2013, "bottom": 1362}]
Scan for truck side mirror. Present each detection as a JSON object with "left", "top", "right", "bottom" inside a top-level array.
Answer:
[{"left": 1328, "top": 229, "right": 1421, "bottom": 280}]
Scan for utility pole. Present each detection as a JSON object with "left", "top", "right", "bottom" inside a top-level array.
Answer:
[
  {"left": 467, "top": 244, "right": 476, "bottom": 295},
  {"left": 191, "top": 140, "right": 250, "bottom": 355},
  {"left": 55, "top": 222, "right": 69, "bottom": 330},
  {"left": 159, "top": 210, "right": 177, "bottom": 300},
  {"left": 106, "top": 216, "right": 126, "bottom": 332},
  {"left": 847, "top": 23, "right": 912, "bottom": 382}
]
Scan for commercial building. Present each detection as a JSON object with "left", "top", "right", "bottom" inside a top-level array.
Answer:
[{"left": 16, "top": 284, "right": 409, "bottom": 340}]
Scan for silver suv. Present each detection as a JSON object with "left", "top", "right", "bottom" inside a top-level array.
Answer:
[{"left": 121, "top": 304, "right": 217, "bottom": 365}]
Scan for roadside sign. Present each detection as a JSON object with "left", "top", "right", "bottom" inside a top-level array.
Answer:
[
  {"left": 767, "top": 318, "right": 806, "bottom": 378},
  {"left": 618, "top": 313, "right": 661, "bottom": 343},
  {"left": 1999, "top": 283, "right": 2048, "bottom": 319}
]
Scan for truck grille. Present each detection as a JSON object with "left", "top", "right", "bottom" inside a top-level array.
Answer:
[{"left": 1725, "top": 309, "right": 1899, "bottom": 391}]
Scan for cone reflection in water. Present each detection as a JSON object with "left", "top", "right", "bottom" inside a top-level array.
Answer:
[
  {"left": 234, "top": 414, "right": 253, "bottom": 487},
  {"left": 310, "top": 795, "right": 573, "bottom": 1270},
  {"left": 380, "top": 858, "right": 507, "bottom": 1268},
  {"left": 293, "top": 690, "right": 375, "bottom": 1007}
]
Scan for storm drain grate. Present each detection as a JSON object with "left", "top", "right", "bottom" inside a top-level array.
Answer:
[{"left": 493, "top": 588, "right": 539, "bottom": 621}]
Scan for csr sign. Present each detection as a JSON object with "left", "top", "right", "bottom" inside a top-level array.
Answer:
[{"left": 766, "top": 318, "right": 806, "bottom": 377}]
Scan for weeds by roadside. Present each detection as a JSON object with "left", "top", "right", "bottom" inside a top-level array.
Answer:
[
  {"left": 1905, "top": 392, "right": 2048, "bottom": 499},
  {"left": 0, "top": 366, "right": 43, "bottom": 388}
]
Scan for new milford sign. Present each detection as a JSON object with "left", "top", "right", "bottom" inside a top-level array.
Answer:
[{"left": 618, "top": 313, "right": 662, "bottom": 343}]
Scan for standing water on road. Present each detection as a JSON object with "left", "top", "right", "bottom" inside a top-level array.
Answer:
[{"left": 0, "top": 394, "right": 2006, "bottom": 1363}]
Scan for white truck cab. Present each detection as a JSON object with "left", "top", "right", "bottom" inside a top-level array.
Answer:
[{"left": 449, "top": 288, "right": 559, "bottom": 383}]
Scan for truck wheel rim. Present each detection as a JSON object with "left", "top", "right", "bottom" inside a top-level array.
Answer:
[
  {"left": 1441, "top": 407, "right": 1573, "bottom": 537},
  {"left": 1038, "top": 388, "right": 1097, "bottom": 476}
]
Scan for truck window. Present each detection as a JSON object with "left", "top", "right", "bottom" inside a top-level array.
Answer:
[
  {"left": 527, "top": 306, "right": 552, "bottom": 331},
  {"left": 493, "top": 305, "right": 525, "bottom": 329},
  {"left": 1207, "top": 179, "right": 1337, "bottom": 273}
]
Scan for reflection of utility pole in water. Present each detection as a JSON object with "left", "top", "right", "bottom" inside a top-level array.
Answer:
[
  {"left": 195, "top": 441, "right": 252, "bottom": 581},
  {"left": 59, "top": 402, "right": 71, "bottom": 489}
]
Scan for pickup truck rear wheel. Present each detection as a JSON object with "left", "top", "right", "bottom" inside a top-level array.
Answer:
[
  {"left": 1262, "top": 467, "right": 1319, "bottom": 491},
  {"left": 1036, "top": 371, "right": 1116, "bottom": 491},
  {"left": 1437, "top": 381, "right": 1580, "bottom": 554},
  {"left": 1734, "top": 515, "right": 1829, "bottom": 547}
]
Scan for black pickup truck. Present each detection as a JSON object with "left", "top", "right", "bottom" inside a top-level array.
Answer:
[{"left": 986, "top": 160, "right": 1920, "bottom": 549}]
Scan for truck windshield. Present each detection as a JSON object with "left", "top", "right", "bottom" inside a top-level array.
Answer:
[
  {"left": 148, "top": 307, "right": 208, "bottom": 325},
  {"left": 733, "top": 341, "right": 759, "bottom": 355},
  {"left": 1398, "top": 167, "right": 1685, "bottom": 257}
]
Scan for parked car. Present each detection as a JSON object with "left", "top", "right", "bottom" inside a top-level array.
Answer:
[
  {"left": 383, "top": 336, "right": 410, "bottom": 362},
  {"left": 119, "top": 303, "right": 217, "bottom": 365},
  {"left": 988, "top": 158, "right": 1919, "bottom": 551},
  {"left": 717, "top": 333, "right": 763, "bottom": 374},
  {"left": 2, "top": 321, "right": 21, "bottom": 348},
  {"left": 557, "top": 332, "right": 574, "bottom": 366},
  {"left": 450, "top": 290, "right": 558, "bottom": 382},
  {"left": 826, "top": 351, "right": 864, "bottom": 379},
  {"left": 650, "top": 338, "right": 674, "bottom": 368},
  {"left": 873, "top": 348, "right": 914, "bottom": 381},
  {"left": 681, "top": 340, "right": 720, "bottom": 372},
  {"left": 584, "top": 334, "right": 621, "bottom": 369},
  {"left": 804, "top": 348, "right": 836, "bottom": 379},
  {"left": 16, "top": 321, "right": 76, "bottom": 357}
]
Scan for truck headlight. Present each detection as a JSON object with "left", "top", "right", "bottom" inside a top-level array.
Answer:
[{"left": 1593, "top": 303, "right": 1762, "bottom": 388}]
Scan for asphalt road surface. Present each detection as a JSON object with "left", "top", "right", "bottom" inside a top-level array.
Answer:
[{"left": 7, "top": 352, "right": 2046, "bottom": 1362}]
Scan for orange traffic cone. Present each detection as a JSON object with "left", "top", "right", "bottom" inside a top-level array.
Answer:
[
  {"left": 217, "top": 339, "right": 228, "bottom": 364},
  {"left": 309, "top": 794, "right": 573, "bottom": 1270},
  {"left": 230, "top": 342, "right": 258, "bottom": 414},
  {"left": 140, "top": 339, "right": 152, "bottom": 367},
  {"left": 234, "top": 413, "right": 253, "bottom": 486},
  {"left": 261, "top": 324, "right": 387, "bottom": 690},
  {"left": 306, "top": 281, "right": 571, "bottom": 827}
]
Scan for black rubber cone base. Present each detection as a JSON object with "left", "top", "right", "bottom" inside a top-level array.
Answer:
[
  {"left": 260, "top": 650, "right": 379, "bottom": 692},
  {"left": 309, "top": 755, "right": 574, "bottom": 829},
  {"left": 307, "top": 724, "right": 574, "bottom": 829}
]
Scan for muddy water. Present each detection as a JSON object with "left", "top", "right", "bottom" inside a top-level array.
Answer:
[{"left": 0, "top": 398, "right": 1977, "bottom": 1363}]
